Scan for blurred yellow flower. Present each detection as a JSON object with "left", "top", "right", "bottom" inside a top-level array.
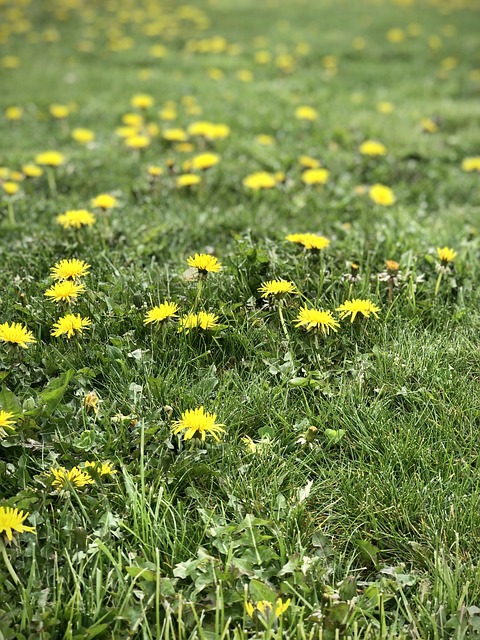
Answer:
[
  {"left": 72, "top": 128, "right": 95, "bottom": 144},
  {"left": 35, "top": 151, "right": 65, "bottom": 167},
  {"left": 2, "top": 182, "right": 19, "bottom": 196},
  {"left": 91, "top": 194, "right": 118, "bottom": 209},
  {"left": 57, "top": 209, "right": 96, "bottom": 229},
  {"left": 462, "top": 157, "right": 480, "bottom": 172},
  {"left": 131, "top": 94, "right": 154, "bottom": 109},
  {"left": 359, "top": 140, "right": 387, "bottom": 156},
  {"left": 5, "top": 106, "right": 23, "bottom": 120},
  {"left": 22, "top": 164, "right": 43, "bottom": 178},
  {"left": 176, "top": 174, "right": 201, "bottom": 188},
  {"left": 295, "top": 105, "right": 318, "bottom": 121},
  {"left": 49, "top": 104, "right": 70, "bottom": 119},
  {"left": 437, "top": 247, "right": 457, "bottom": 263},
  {"left": 302, "top": 168, "right": 330, "bottom": 185},
  {"left": 369, "top": 183, "right": 395, "bottom": 206},
  {"left": 243, "top": 171, "right": 276, "bottom": 190}
]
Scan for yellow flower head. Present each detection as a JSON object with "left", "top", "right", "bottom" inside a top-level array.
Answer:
[
  {"left": 437, "top": 246, "right": 457, "bottom": 263},
  {"left": 188, "top": 121, "right": 230, "bottom": 140},
  {"left": 245, "top": 598, "right": 291, "bottom": 619},
  {"left": 147, "top": 165, "right": 164, "bottom": 177},
  {"left": 57, "top": 209, "right": 96, "bottom": 229},
  {"left": 51, "top": 314, "right": 91, "bottom": 338},
  {"left": 243, "top": 171, "right": 277, "bottom": 190},
  {"left": 144, "top": 302, "right": 179, "bottom": 325},
  {"left": 369, "top": 183, "right": 395, "bottom": 206},
  {"left": 258, "top": 279, "right": 297, "bottom": 298},
  {"left": 256, "top": 134, "right": 275, "bottom": 146},
  {"left": 2, "top": 181, "right": 19, "bottom": 196},
  {"left": 286, "top": 233, "right": 330, "bottom": 251},
  {"left": 131, "top": 93, "right": 154, "bottom": 109},
  {"left": 49, "top": 104, "right": 70, "bottom": 119},
  {"left": 91, "top": 194, "right": 118, "bottom": 210},
  {"left": 84, "top": 391, "right": 100, "bottom": 413},
  {"left": 35, "top": 151, "right": 65, "bottom": 167},
  {"left": 421, "top": 118, "right": 438, "bottom": 134},
  {"left": 72, "top": 128, "right": 95, "bottom": 144},
  {"left": 462, "top": 157, "right": 480, "bottom": 172},
  {"left": 359, "top": 140, "right": 387, "bottom": 157},
  {"left": 0, "top": 506, "right": 35, "bottom": 541},
  {"left": 376, "top": 101, "right": 394, "bottom": 114},
  {"left": 0, "top": 410, "right": 16, "bottom": 433},
  {"left": 298, "top": 155, "right": 320, "bottom": 169},
  {"left": 0, "top": 322, "right": 36, "bottom": 348},
  {"left": 51, "top": 466, "right": 95, "bottom": 490},
  {"left": 125, "top": 134, "right": 150, "bottom": 149},
  {"left": 295, "top": 105, "right": 318, "bottom": 121},
  {"left": 336, "top": 299, "right": 380, "bottom": 322},
  {"left": 302, "top": 168, "right": 330, "bottom": 185},
  {"left": 163, "top": 128, "right": 188, "bottom": 142},
  {"left": 84, "top": 461, "right": 116, "bottom": 476},
  {"left": 191, "top": 153, "right": 220, "bottom": 171},
  {"left": 44, "top": 281, "right": 86, "bottom": 304},
  {"left": 385, "top": 259, "right": 400, "bottom": 273},
  {"left": 22, "top": 164, "right": 43, "bottom": 178},
  {"left": 50, "top": 259, "right": 90, "bottom": 281},
  {"left": 295, "top": 307, "right": 340, "bottom": 335},
  {"left": 176, "top": 173, "right": 201, "bottom": 188},
  {"left": 178, "top": 312, "right": 220, "bottom": 333},
  {"left": 172, "top": 406, "right": 225, "bottom": 442},
  {"left": 5, "top": 106, "right": 23, "bottom": 121},
  {"left": 187, "top": 253, "right": 222, "bottom": 274}
]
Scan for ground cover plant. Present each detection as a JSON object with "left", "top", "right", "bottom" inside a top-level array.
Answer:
[{"left": 1, "top": 0, "right": 480, "bottom": 637}]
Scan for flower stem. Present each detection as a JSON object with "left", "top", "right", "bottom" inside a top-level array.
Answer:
[
  {"left": 7, "top": 200, "right": 15, "bottom": 226},
  {"left": 277, "top": 301, "right": 290, "bottom": 344},
  {"left": 47, "top": 168, "right": 57, "bottom": 196},
  {"left": 193, "top": 275, "right": 204, "bottom": 311},
  {"left": 434, "top": 270, "right": 443, "bottom": 297},
  {"left": 0, "top": 538, "right": 21, "bottom": 586}
]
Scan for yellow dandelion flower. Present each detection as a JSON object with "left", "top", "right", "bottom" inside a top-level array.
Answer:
[
  {"left": 22, "top": 164, "right": 43, "bottom": 178},
  {"left": 91, "top": 194, "right": 118, "bottom": 210},
  {"left": 437, "top": 247, "right": 457, "bottom": 263},
  {"left": 187, "top": 253, "right": 222, "bottom": 274},
  {"left": 2, "top": 182, "right": 19, "bottom": 196},
  {"left": 49, "top": 104, "right": 70, "bottom": 119},
  {"left": 258, "top": 279, "right": 297, "bottom": 298},
  {"left": 84, "top": 391, "right": 100, "bottom": 413},
  {"left": 72, "top": 128, "right": 95, "bottom": 144},
  {"left": 385, "top": 260, "right": 400, "bottom": 273},
  {"left": 191, "top": 153, "right": 220, "bottom": 171},
  {"left": 147, "top": 165, "right": 164, "bottom": 177},
  {"left": 50, "top": 259, "right": 90, "bottom": 281},
  {"left": 295, "top": 307, "right": 340, "bottom": 335},
  {"left": 256, "top": 134, "right": 275, "bottom": 145},
  {"left": 51, "top": 314, "right": 91, "bottom": 338},
  {"left": 359, "top": 140, "right": 387, "bottom": 157},
  {"left": 243, "top": 171, "right": 277, "bottom": 190},
  {"left": 163, "top": 128, "right": 188, "bottom": 142},
  {"left": 302, "top": 168, "right": 330, "bottom": 185},
  {"left": 131, "top": 94, "right": 154, "bottom": 109},
  {"left": 421, "top": 118, "right": 438, "bottom": 134},
  {"left": 376, "top": 101, "right": 394, "bottom": 114},
  {"left": 44, "top": 281, "right": 86, "bottom": 304},
  {"left": 369, "top": 183, "right": 395, "bottom": 206},
  {"left": 462, "top": 157, "right": 480, "bottom": 172},
  {"left": 84, "top": 461, "right": 116, "bottom": 476},
  {"left": 246, "top": 598, "right": 290, "bottom": 619},
  {"left": 298, "top": 155, "right": 320, "bottom": 168},
  {"left": 301, "top": 233, "right": 330, "bottom": 250},
  {"left": 5, "top": 106, "right": 23, "bottom": 121},
  {"left": 2, "top": 56, "right": 21, "bottom": 70},
  {"left": 336, "top": 299, "right": 380, "bottom": 322},
  {"left": 176, "top": 173, "right": 201, "bottom": 188},
  {"left": 295, "top": 106, "right": 318, "bottom": 121},
  {"left": 0, "top": 410, "right": 16, "bottom": 433},
  {"left": 57, "top": 209, "right": 96, "bottom": 229},
  {"left": 144, "top": 302, "right": 179, "bottom": 325},
  {"left": 0, "top": 322, "right": 36, "bottom": 348},
  {"left": 35, "top": 151, "right": 65, "bottom": 167},
  {"left": 0, "top": 507, "right": 35, "bottom": 541},
  {"left": 172, "top": 406, "right": 225, "bottom": 442},
  {"left": 197, "top": 311, "right": 220, "bottom": 330},
  {"left": 125, "top": 134, "right": 150, "bottom": 149},
  {"left": 51, "top": 466, "right": 95, "bottom": 490}
]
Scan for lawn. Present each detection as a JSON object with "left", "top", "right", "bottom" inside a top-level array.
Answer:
[{"left": 1, "top": 0, "right": 480, "bottom": 638}]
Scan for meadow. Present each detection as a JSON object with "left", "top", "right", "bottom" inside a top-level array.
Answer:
[{"left": 1, "top": 0, "right": 480, "bottom": 637}]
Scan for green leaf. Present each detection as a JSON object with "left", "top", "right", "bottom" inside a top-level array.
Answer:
[
  {"left": 39, "top": 369, "right": 75, "bottom": 416},
  {"left": 249, "top": 578, "right": 277, "bottom": 603}
]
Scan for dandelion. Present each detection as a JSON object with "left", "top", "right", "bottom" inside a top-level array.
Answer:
[
  {"left": 2, "top": 182, "right": 19, "bottom": 196},
  {"left": 298, "top": 155, "right": 320, "bottom": 168},
  {"left": 286, "top": 233, "right": 330, "bottom": 251},
  {"left": 5, "top": 106, "right": 23, "bottom": 121},
  {"left": 49, "top": 104, "right": 70, "bottom": 119},
  {"left": 336, "top": 299, "right": 380, "bottom": 322},
  {"left": 147, "top": 165, "right": 164, "bottom": 178},
  {"left": 437, "top": 247, "right": 457, "bottom": 264},
  {"left": 369, "top": 183, "right": 395, "bottom": 206},
  {"left": 178, "top": 312, "right": 219, "bottom": 333},
  {"left": 379, "top": 260, "right": 401, "bottom": 304},
  {"left": 0, "top": 322, "right": 36, "bottom": 348},
  {"left": 462, "top": 157, "right": 480, "bottom": 172},
  {"left": 131, "top": 94, "right": 154, "bottom": 109},
  {"left": 302, "top": 168, "right": 330, "bottom": 185},
  {"left": 50, "top": 259, "right": 90, "bottom": 281},
  {"left": 359, "top": 140, "right": 387, "bottom": 156},
  {"left": 421, "top": 118, "right": 439, "bottom": 133},
  {"left": 22, "top": 164, "right": 43, "bottom": 178},
  {"left": 35, "top": 151, "right": 65, "bottom": 167},
  {"left": 295, "top": 106, "right": 318, "bottom": 121},
  {"left": 72, "top": 128, "right": 95, "bottom": 144},
  {"left": 295, "top": 307, "right": 340, "bottom": 335},
  {"left": 258, "top": 279, "right": 297, "bottom": 298},
  {"left": 176, "top": 174, "right": 201, "bottom": 188},
  {"left": 84, "top": 391, "right": 100, "bottom": 413},
  {"left": 0, "top": 410, "right": 16, "bottom": 436},
  {"left": 187, "top": 253, "right": 222, "bottom": 274},
  {"left": 191, "top": 153, "right": 220, "bottom": 171},
  {"left": 125, "top": 134, "right": 150, "bottom": 149},
  {"left": 44, "top": 281, "right": 86, "bottom": 304},
  {"left": 0, "top": 506, "right": 35, "bottom": 541},
  {"left": 91, "top": 194, "right": 118, "bottom": 210},
  {"left": 243, "top": 171, "right": 276, "bottom": 190},
  {"left": 163, "top": 128, "right": 188, "bottom": 142},
  {"left": 57, "top": 209, "right": 96, "bottom": 229},
  {"left": 144, "top": 302, "right": 179, "bottom": 325},
  {"left": 376, "top": 101, "right": 394, "bottom": 114},
  {"left": 256, "top": 134, "right": 275, "bottom": 145},
  {"left": 172, "top": 406, "right": 225, "bottom": 442},
  {"left": 51, "top": 466, "right": 95, "bottom": 490},
  {"left": 51, "top": 314, "right": 91, "bottom": 338},
  {"left": 84, "top": 461, "right": 116, "bottom": 476}
]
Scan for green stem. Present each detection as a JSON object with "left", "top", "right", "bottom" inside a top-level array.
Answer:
[
  {"left": 47, "top": 168, "right": 57, "bottom": 196},
  {"left": 434, "top": 270, "right": 443, "bottom": 297},
  {"left": 193, "top": 275, "right": 204, "bottom": 311},
  {"left": 7, "top": 200, "right": 15, "bottom": 226},
  {"left": 277, "top": 302, "right": 290, "bottom": 344},
  {"left": 0, "top": 538, "right": 21, "bottom": 586}
]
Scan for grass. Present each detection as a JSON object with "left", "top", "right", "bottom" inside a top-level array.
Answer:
[{"left": 1, "top": 0, "right": 480, "bottom": 637}]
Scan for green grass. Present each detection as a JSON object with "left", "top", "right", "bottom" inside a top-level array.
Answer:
[{"left": 1, "top": 0, "right": 480, "bottom": 638}]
